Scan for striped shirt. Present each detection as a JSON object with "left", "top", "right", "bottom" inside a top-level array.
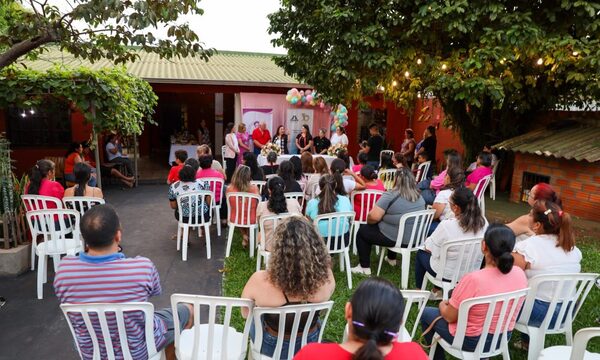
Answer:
[{"left": 54, "top": 252, "right": 166, "bottom": 360}]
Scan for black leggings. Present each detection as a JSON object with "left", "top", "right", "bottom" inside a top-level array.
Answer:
[
  {"left": 356, "top": 223, "right": 397, "bottom": 267},
  {"left": 225, "top": 156, "right": 237, "bottom": 183}
]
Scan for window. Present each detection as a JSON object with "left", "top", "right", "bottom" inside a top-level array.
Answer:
[{"left": 7, "top": 100, "right": 71, "bottom": 146}]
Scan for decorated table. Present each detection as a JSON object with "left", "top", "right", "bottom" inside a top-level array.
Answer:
[
  {"left": 168, "top": 144, "right": 198, "bottom": 165},
  {"left": 257, "top": 154, "right": 354, "bottom": 168}
]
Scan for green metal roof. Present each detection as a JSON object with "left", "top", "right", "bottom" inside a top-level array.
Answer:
[
  {"left": 21, "top": 48, "right": 304, "bottom": 87},
  {"left": 494, "top": 122, "right": 600, "bottom": 163}
]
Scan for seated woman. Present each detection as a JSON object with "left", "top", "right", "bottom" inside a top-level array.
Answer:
[
  {"left": 82, "top": 142, "right": 133, "bottom": 187},
  {"left": 168, "top": 161, "right": 211, "bottom": 224},
  {"left": 304, "top": 157, "right": 329, "bottom": 200},
  {"left": 312, "top": 128, "right": 331, "bottom": 155},
  {"left": 420, "top": 150, "right": 461, "bottom": 205},
  {"left": 226, "top": 165, "right": 260, "bottom": 248},
  {"left": 465, "top": 152, "right": 493, "bottom": 195},
  {"left": 351, "top": 168, "right": 425, "bottom": 275},
  {"left": 289, "top": 155, "right": 305, "bottom": 189},
  {"left": 512, "top": 200, "right": 581, "bottom": 349},
  {"left": 295, "top": 278, "right": 428, "bottom": 359},
  {"left": 65, "top": 142, "right": 97, "bottom": 187},
  {"left": 241, "top": 216, "right": 335, "bottom": 358},
  {"left": 421, "top": 224, "right": 528, "bottom": 360},
  {"left": 466, "top": 143, "right": 498, "bottom": 172},
  {"left": 300, "top": 151, "right": 314, "bottom": 189},
  {"left": 256, "top": 176, "right": 302, "bottom": 252},
  {"left": 277, "top": 160, "right": 302, "bottom": 193},
  {"left": 243, "top": 152, "right": 265, "bottom": 181},
  {"left": 507, "top": 183, "right": 561, "bottom": 240},
  {"left": 352, "top": 152, "right": 368, "bottom": 174},
  {"left": 415, "top": 187, "right": 488, "bottom": 290},
  {"left": 392, "top": 152, "right": 408, "bottom": 169},
  {"left": 25, "top": 159, "right": 64, "bottom": 206},
  {"left": 345, "top": 165, "right": 385, "bottom": 220},
  {"left": 196, "top": 144, "right": 226, "bottom": 176},
  {"left": 196, "top": 155, "right": 225, "bottom": 205},
  {"left": 261, "top": 151, "right": 279, "bottom": 176},
  {"left": 305, "top": 174, "right": 353, "bottom": 249},
  {"left": 427, "top": 167, "right": 466, "bottom": 235},
  {"left": 64, "top": 163, "right": 104, "bottom": 198},
  {"left": 378, "top": 152, "right": 394, "bottom": 171},
  {"left": 331, "top": 158, "right": 354, "bottom": 195}
]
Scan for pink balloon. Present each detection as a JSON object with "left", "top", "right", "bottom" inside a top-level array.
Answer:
[
  {"left": 319, "top": 102, "right": 325, "bottom": 109},
  {"left": 306, "top": 94, "right": 313, "bottom": 103},
  {"left": 299, "top": 90, "right": 305, "bottom": 97},
  {"left": 305, "top": 89, "right": 312, "bottom": 96},
  {"left": 291, "top": 88, "right": 299, "bottom": 96}
]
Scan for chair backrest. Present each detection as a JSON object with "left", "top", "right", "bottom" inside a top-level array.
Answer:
[
  {"left": 435, "top": 237, "right": 485, "bottom": 288},
  {"left": 415, "top": 161, "right": 431, "bottom": 183},
  {"left": 171, "top": 294, "right": 254, "bottom": 360},
  {"left": 400, "top": 290, "right": 430, "bottom": 341},
  {"left": 474, "top": 174, "right": 492, "bottom": 199},
  {"left": 378, "top": 169, "right": 397, "bottom": 191},
  {"left": 250, "top": 180, "right": 266, "bottom": 195},
  {"left": 22, "top": 194, "right": 63, "bottom": 212},
  {"left": 226, "top": 192, "right": 261, "bottom": 227},
  {"left": 176, "top": 191, "right": 212, "bottom": 226},
  {"left": 313, "top": 211, "right": 355, "bottom": 253},
  {"left": 265, "top": 173, "right": 278, "bottom": 180},
  {"left": 570, "top": 327, "right": 600, "bottom": 360},
  {"left": 199, "top": 177, "right": 225, "bottom": 205},
  {"left": 258, "top": 213, "right": 295, "bottom": 253},
  {"left": 251, "top": 301, "right": 334, "bottom": 360},
  {"left": 25, "top": 209, "right": 82, "bottom": 255},
  {"left": 379, "top": 150, "right": 395, "bottom": 166},
  {"left": 307, "top": 181, "right": 321, "bottom": 200},
  {"left": 518, "top": 273, "right": 598, "bottom": 336},
  {"left": 351, "top": 189, "right": 384, "bottom": 223},
  {"left": 221, "top": 145, "right": 227, "bottom": 169},
  {"left": 284, "top": 192, "right": 305, "bottom": 208},
  {"left": 63, "top": 197, "right": 106, "bottom": 218},
  {"left": 491, "top": 159, "right": 500, "bottom": 176},
  {"left": 394, "top": 209, "right": 435, "bottom": 249},
  {"left": 60, "top": 302, "right": 159, "bottom": 360}
]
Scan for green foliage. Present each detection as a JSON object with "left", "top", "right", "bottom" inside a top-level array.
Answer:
[
  {"left": 269, "top": 1, "right": 600, "bottom": 158},
  {"left": 0, "top": 65, "right": 158, "bottom": 135}
]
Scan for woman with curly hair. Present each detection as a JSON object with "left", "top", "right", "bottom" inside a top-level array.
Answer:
[{"left": 241, "top": 216, "right": 335, "bottom": 358}]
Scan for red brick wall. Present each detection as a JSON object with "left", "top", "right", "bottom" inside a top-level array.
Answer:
[{"left": 510, "top": 153, "right": 600, "bottom": 221}]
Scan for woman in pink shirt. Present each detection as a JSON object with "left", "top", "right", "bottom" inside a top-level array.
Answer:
[
  {"left": 420, "top": 150, "right": 462, "bottom": 205},
  {"left": 465, "top": 152, "right": 493, "bottom": 195},
  {"left": 226, "top": 165, "right": 259, "bottom": 248},
  {"left": 420, "top": 224, "right": 528, "bottom": 360},
  {"left": 25, "top": 159, "right": 65, "bottom": 207}
]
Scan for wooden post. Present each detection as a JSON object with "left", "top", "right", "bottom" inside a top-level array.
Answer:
[
  {"left": 133, "top": 134, "right": 138, "bottom": 186},
  {"left": 93, "top": 130, "right": 102, "bottom": 189}
]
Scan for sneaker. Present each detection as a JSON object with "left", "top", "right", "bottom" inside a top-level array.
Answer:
[
  {"left": 384, "top": 257, "right": 397, "bottom": 267},
  {"left": 350, "top": 265, "right": 371, "bottom": 276}
]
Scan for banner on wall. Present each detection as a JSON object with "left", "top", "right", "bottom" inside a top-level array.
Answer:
[
  {"left": 242, "top": 108, "right": 273, "bottom": 146},
  {"left": 287, "top": 108, "right": 314, "bottom": 154}
]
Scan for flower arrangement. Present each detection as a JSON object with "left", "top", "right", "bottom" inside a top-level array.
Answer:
[
  {"left": 327, "top": 143, "right": 348, "bottom": 156},
  {"left": 261, "top": 142, "right": 282, "bottom": 157}
]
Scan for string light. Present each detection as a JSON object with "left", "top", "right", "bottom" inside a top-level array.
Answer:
[
  {"left": 536, "top": 58, "right": 543, "bottom": 65},
  {"left": 417, "top": 92, "right": 422, "bottom": 98},
  {"left": 404, "top": 71, "right": 410, "bottom": 78},
  {"left": 441, "top": 64, "right": 447, "bottom": 70},
  {"left": 20, "top": 111, "right": 26, "bottom": 118},
  {"left": 392, "top": 80, "right": 398, "bottom": 87},
  {"left": 417, "top": 58, "right": 422, "bottom": 65},
  {"left": 29, "top": 108, "right": 35, "bottom": 115},
  {"left": 572, "top": 51, "right": 579, "bottom": 56},
  {"left": 378, "top": 85, "right": 385, "bottom": 91}
]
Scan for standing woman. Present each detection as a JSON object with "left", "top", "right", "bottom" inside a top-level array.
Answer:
[
  {"left": 295, "top": 124, "right": 313, "bottom": 154},
  {"left": 401, "top": 128, "right": 416, "bottom": 168},
  {"left": 25, "top": 159, "right": 65, "bottom": 205},
  {"left": 198, "top": 119, "right": 212, "bottom": 147},
  {"left": 224, "top": 122, "right": 239, "bottom": 183},
  {"left": 330, "top": 126, "right": 349, "bottom": 146},
  {"left": 272, "top": 125, "right": 289, "bottom": 154},
  {"left": 236, "top": 123, "right": 251, "bottom": 165}
]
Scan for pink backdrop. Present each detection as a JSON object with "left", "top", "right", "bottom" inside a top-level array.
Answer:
[{"left": 240, "top": 93, "right": 331, "bottom": 137}]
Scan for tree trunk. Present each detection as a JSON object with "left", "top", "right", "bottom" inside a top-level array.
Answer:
[{"left": 0, "top": 33, "right": 57, "bottom": 69}]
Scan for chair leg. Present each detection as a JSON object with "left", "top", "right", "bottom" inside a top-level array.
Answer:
[
  {"left": 52, "top": 254, "right": 61, "bottom": 273},
  {"left": 400, "top": 252, "right": 410, "bottom": 289},
  {"left": 30, "top": 237, "right": 37, "bottom": 271},
  {"left": 182, "top": 227, "right": 189, "bottom": 261},
  {"left": 351, "top": 223, "right": 358, "bottom": 255},
  {"left": 428, "top": 334, "right": 439, "bottom": 360},
  {"left": 176, "top": 225, "right": 182, "bottom": 251},
  {"left": 376, "top": 248, "right": 386, "bottom": 276},
  {"left": 204, "top": 224, "right": 211, "bottom": 259},
  {"left": 339, "top": 253, "right": 344, "bottom": 272},
  {"left": 215, "top": 207, "right": 221, "bottom": 237},
  {"left": 37, "top": 255, "right": 45, "bottom": 300},
  {"left": 225, "top": 226, "right": 235, "bottom": 257},
  {"left": 526, "top": 328, "right": 544, "bottom": 360},
  {"left": 256, "top": 252, "right": 262, "bottom": 272},
  {"left": 249, "top": 228, "right": 255, "bottom": 258},
  {"left": 344, "top": 250, "right": 352, "bottom": 289}
]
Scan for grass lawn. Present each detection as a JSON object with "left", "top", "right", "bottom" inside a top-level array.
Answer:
[{"left": 222, "top": 231, "right": 600, "bottom": 359}]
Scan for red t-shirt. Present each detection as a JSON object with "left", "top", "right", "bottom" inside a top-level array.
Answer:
[
  {"left": 64, "top": 153, "right": 81, "bottom": 174},
  {"left": 167, "top": 164, "right": 184, "bottom": 184},
  {"left": 294, "top": 341, "right": 428, "bottom": 359},
  {"left": 24, "top": 179, "right": 65, "bottom": 211},
  {"left": 252, "top": 128, "right": 271, "bottom": 147}
]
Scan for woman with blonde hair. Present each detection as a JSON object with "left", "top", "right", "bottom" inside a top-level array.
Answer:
[
  {"left": 241, "top": 216, "right": 335, "bottom": 358},
  {"left": 226, "top": 165, "right": 259, "bottom": 248},
  {"left": 196, "top": 144, "right": 225, "bottom": 176},
  {"left": 304, "top": 156, "right": 329, "bottom": 200},
  {"left": 351, "top": 167, "right": 425, "bottom": 275}
]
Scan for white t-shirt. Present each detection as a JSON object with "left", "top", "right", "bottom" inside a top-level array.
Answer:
[
  {"left": 342, "top": 177, "right": 356, "bottom": 195},
  {"left": 513, "top": 234, "right": 582, "bottom": 301},
  {"left": 424, "top": 217, "right": 488, "bottom": 281},
  {"left": 433, "top": 189, "right": 454, "bottom": 221},
  {"left": 105, "top": 142, "right": 121, "bottom": 161},
  {"left": 330, "top": 133, "right": 349, "bottom": 146}
]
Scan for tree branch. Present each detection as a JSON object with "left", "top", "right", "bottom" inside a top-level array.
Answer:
[{"left": 0, "top": 32, "right": 57, "bottom": 69}]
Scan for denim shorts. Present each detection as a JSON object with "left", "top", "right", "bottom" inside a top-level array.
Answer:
[
  {"left": 155, "top": 304, "right": 191, "bottom": 349},
  {"left": 250, "top": 319, "right": 320, "bottom": 359}
]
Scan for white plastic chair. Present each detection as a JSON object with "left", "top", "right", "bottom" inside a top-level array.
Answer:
[
  {"left": 429, "top": 288, "right": 529, "bottom": 360},
  {"left": 256, "top": 213, "right": 295, "bottom": 271},
  {"left": 378, "top": 169, "right": 397, "bottom": 191},
  {"left": 284, "top": 192, "right": 304, "bottom": 208},
  {"left": 221, "top": 145, "right": 227, "bottom": 171},
  {"left": 171, "top": 294, "right": 254, "bottom": 360},
  {"left": 421, "top": 237, "right": 485, "bottom": 301},
  {"left": 342, "top": 289, "right": 430, "bottom": 343},
  {"left": 226, "top": 192, "right": 261, "bottom": 258},
  {"left": 199, "top": 177, "right": 225, "bottom": 237},
  {"left": 349, "top": 189, "right": 384, "bottom": 255},
  {"left": 489, "top": 160, "right": 500, "bottom": 200},
  {"left": 515, "top": 273, "right": 599, "bottom": 360},
  {"left": 62, "top": 196, "right": 106, "bottom": 218},
  {"left": 250, "top": 301, "right": 334, "bottom": 360},
  {"left": 474, "top": 175, "right": 492, "bottom": 216},
  {"left": 60, "top": 302, "right": 165, "bottom": 360},
  {"left": 379, "top": 149, "right": 395, "bottom": 167},
  {"left": 176, "top": 191, "right": 213, "bottom": 261},
  {"left": 22, "top": 194, "right": 64, "bottom": 271},
  {"left": 313, "top": 212, "right": 355, "bottom": 289},
  {"left": 25, "top": 209, "right": 83, "bottom": 299},
  {"left": 251, "top": 180, "right": 266, "bottom": 195},
  {"left": 265, "top": 174, "right": 278, "bottom": 180},
  {"left": 376, "top": 209, "right": 435, "bottom": 289},
  {"left": 415, "top": 161, "right": 432, "bottom": 183},
  {"left": 539, "top": 327, "right": 600, "bottom": 360}
]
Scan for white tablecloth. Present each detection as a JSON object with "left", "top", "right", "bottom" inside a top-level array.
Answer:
[
  {"left": 257, "top": 154, "right": 353, "bottom": 168},
  {"left": 168, "top": 144, "right": 198, "bottom": 165}
]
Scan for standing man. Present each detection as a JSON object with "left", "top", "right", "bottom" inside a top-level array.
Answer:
[
  {"left": 360, "top": 123, "right": 384, "bottom": 168},
  {"left": 416, "top": 125, "right": 437, "bottom": 165},
  {"left": 252, "top": 121, "right": 271, "bottom": 155}
]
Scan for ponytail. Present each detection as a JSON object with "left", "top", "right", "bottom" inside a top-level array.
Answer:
[
  {"left": 317, "top": 175, "right": 338, "bottom": 215},
  {"left": 73, "top": 162, "right": 90, "bottom": 197},
  {"left": 483, "top": 224, "right": 516, "bottom": 274},
  {"left": 267, "top": 176, "right": 288, "bottom": 214},
  {"left": 352, "top": 337, "right": 383, "bottom": 360},
  {"left": 330, "top": 158, "right": 347, "bottom": 196},
  {"left": 28, "top": 159, "right": 54, "bottom": 195},
  {"left": 452, "top": 187, "right": 486, "bottom": 234},
  {"left": 532, "top": 200, "right": 574, "bottom": 251}
]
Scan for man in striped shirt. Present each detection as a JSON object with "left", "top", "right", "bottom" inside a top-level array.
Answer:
[{"left": 54, "top": 205, "right": 193, "bottom": 360}]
